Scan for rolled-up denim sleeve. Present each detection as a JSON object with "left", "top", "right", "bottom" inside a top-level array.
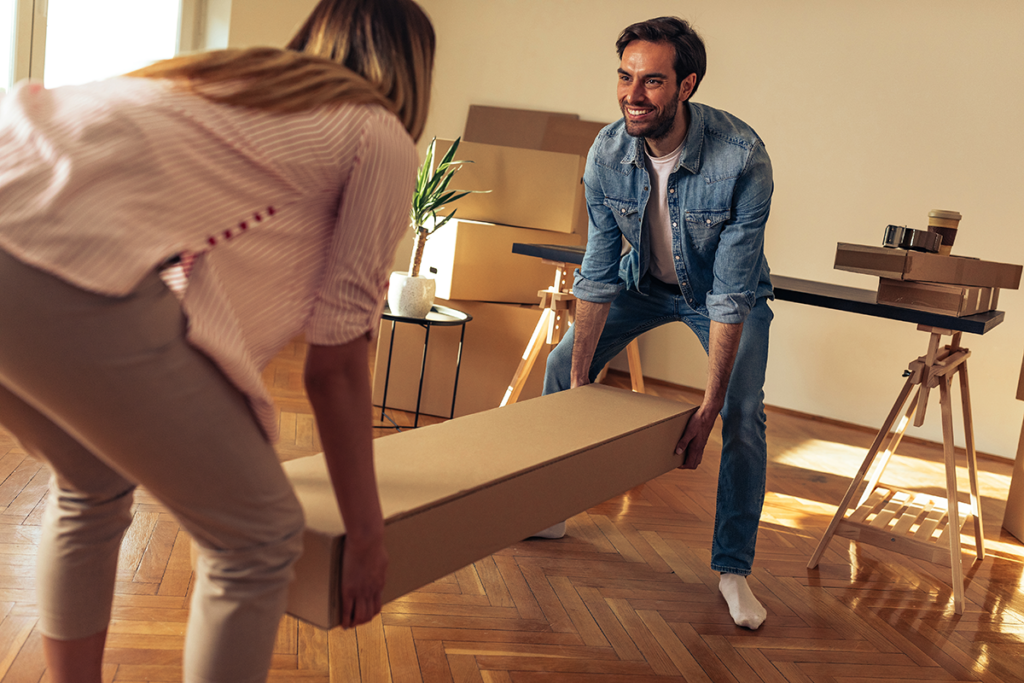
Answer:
[
  {"left": 573, "top": 158, "right": 626, "bottom": 304},
  {"left": 706, "top": 140, "right": 773, "bottom": 324}
]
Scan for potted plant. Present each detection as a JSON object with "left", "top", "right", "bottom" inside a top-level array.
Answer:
[{"left": 388, "top": 136, "right": 476, "bottom": 318}]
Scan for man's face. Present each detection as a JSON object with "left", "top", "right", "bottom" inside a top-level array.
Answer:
[{"left": 617, "top": 40, "right": 689, "bottom": 142}]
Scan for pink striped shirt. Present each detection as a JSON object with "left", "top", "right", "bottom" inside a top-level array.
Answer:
[{"left": 0, "top": 77, "right": 417, "bottom": 440}]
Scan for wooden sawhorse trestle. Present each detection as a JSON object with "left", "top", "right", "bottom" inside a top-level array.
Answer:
[
  {"left": 500, "top": 258, "right": 645, "bottom": 406},
  {"left": 807, "top": 324, "right": 985, "bottom": 614}
]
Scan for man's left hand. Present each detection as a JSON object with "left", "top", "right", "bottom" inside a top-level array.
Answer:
[{"left": 675, "top": 405, "right": 717, "bottom": 469}]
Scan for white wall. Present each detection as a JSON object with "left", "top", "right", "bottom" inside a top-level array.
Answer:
[
  {"left": 412, "top": 0, "right": 1024, "bottom": 459},
  {"left": 223, "top": 0, "right": 318, "bottom": 48},
  {"left": 224, "top": 0, "right": 1024, "bottom": 459}
]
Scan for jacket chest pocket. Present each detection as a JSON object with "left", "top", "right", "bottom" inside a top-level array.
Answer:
[
  {"left": 604, "top": 197, "right": 641, "bottom": 242},
  {"left": 684, "top": 209, "right": 730, "bottom": 251}
]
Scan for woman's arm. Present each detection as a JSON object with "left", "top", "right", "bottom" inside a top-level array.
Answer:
[{"left": 303, "top": 334, "right": 387, "bottom": 629}]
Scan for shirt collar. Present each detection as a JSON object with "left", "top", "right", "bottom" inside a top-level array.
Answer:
[{"left": 621, "top": 101, "right": 704, "bottom": 174}]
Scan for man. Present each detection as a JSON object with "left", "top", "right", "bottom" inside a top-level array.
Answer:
[{"left": 540, "top": 17, "right": 774, "bottom": 630}]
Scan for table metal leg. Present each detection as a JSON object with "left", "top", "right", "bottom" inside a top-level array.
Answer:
[
  {"left": 450, "top": 322, "right": 468, "bottom": 419},
  {"left": 380, "top": 320, "right": 397, "bottom": 423},
  {"left": 413, "top": 323, "right": 430, "bottom": 428}
]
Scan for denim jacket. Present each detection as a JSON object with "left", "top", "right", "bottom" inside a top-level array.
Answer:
[{"left": 574, "top": 102, "right": 774, "bottom": 324}]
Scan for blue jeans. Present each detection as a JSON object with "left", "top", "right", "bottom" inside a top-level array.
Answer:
[{"left": 543, "top": 278, "right": 772, "bottom": 575}]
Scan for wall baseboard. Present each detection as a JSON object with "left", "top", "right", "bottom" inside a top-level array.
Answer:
[{"left": 604, "top": 369, "right": 1010, "bottom": 463}]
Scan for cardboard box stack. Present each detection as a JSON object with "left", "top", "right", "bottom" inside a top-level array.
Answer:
[
  {"left": 373, "top": 107, "right": 607, "bottom": 418},
  {"left": 833, "top": 215, "right": 1021, "bottom": 316}
]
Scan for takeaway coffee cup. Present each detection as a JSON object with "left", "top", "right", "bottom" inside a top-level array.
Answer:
[{"left": 927, "top": 210, "right": 962, "bottom": 256}]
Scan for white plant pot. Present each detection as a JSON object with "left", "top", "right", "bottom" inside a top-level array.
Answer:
[{"left": 388, "top": 271, "right": 435, "bottom": 318}]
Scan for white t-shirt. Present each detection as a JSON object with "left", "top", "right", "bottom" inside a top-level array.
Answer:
[
  {"left": 643, "top": 139, "right": 685, "bottom": 285},
  {"left": 0, "top": 77, "right": 418, "bottom": 439}
]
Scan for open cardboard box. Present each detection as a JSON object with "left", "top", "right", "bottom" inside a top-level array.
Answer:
[
  {"left": 284, "top": 384, "right": 695, "bottom": 629},
  {"left": 464, "top": 104, "right": 607, "bottom": 158},
  {"left": 433, "top": 139, "right": 588, "bottom": 239},
  {"left": 835, "top": 243, "right": 1022, "bottom": 289}
]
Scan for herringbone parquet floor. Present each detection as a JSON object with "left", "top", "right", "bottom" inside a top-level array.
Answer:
[{"left": 0, "top": 338, "right": 1022, "bottom": 681}]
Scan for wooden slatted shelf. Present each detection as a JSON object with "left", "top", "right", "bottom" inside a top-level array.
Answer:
[{"left": 835, "top": 486, "right": 975, "bottom": 567}]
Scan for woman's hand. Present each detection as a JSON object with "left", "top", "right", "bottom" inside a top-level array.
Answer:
[
  {"left": 340, "top": 532, "right": 388, "bottom": 629},
  {"left": 304, "top": 338, "right": 389, "bottom": 628}
]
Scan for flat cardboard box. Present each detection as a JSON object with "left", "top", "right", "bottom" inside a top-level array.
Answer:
[
  {"left": 464, "top": 104, "right": 607, "bottom": 158},
  {"left": 284, "top": 384, "right": 696, "bottom": 629},
  {"left": 875, "top": 278, "right": 1000, "bottom": 316},
  {"left": 834, "top": 243, "right": 1022, "bottom": 289},
  {"left": 434, "top": 139, "right": 588, "bottom": 239},
  {"left": 372, "top": 299, "right": 554, "bottom": 418},
  {"left": 463, "top": 105, "right": 578, "bottom": 151},
  {"left": 420, "top": 218, "right": 581, "bottom": 304}
]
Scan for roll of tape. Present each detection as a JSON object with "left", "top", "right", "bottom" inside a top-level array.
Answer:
[{"left": 881, "top": 225, "right": 941, "bottom": 253}]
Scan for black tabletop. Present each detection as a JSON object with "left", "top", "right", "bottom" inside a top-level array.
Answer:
[
  {"left": 382, "top": 304, "right": 472, "bottom": 325},
  {"left": 511, "top": 243, "right": 1003, "bottom": 336},
  {"left": 771, "top": 275, "right": 1003, "bottom": 335}
]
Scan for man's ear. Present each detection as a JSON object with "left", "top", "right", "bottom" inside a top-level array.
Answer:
[{"left": 679, "top": 73, "right": 697, "bottom": 102}]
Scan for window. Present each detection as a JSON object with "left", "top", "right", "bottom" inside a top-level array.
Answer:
[
  {"left": 1, "top": 0, "right": 15, "bottom": 92},
  {"left": 3, "top": 0, "right": 202, "bottom": 92},
  {"left": 43, "top": 0, "right": 182, "bottom": 88}
]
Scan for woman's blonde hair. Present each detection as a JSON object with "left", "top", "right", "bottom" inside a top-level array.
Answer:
[{"left": 127, "top": 0, "right": 434, "bottom": 140}]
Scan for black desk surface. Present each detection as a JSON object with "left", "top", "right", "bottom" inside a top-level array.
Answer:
[{"left": 511, "top": 243, "right": 1004, "bottom": 336}]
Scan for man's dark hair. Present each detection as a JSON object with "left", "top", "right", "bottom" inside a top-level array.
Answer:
[{"left": 616, "top": 17, "right": 706, "bottom": 98}]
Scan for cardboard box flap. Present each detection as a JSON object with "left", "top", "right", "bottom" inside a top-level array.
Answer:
[
  {"left": 464, "top": 104, "right": 607, "bottom": 157},
  {"left": 464, "top": 105, "right": 578, "bottom": 150},
  {"left": 285, "top": 385, "right": 695, "bottom": 628}
]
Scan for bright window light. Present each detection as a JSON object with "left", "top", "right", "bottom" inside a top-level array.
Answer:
[
  {"left": 43, "top": 0, "right": 181, "bottom": 88},
  {"left": 0, "top": 0, "right": 14, "bottom": 92}
]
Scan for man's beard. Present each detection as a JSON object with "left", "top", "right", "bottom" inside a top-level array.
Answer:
[{"left": 621, "top": 96, "right": 678, "bottom": 141}]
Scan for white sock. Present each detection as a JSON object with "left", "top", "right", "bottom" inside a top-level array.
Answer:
[
  {"left": 529, "top": 521, "right": 566, "bottom": 539},
  {"left": 719, "top": 573, "right": 766, "bottom": 630}
]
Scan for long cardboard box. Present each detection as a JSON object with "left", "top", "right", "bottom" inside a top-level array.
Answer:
[
  {"left": 876, "top": 278, "right": 999, "bottom": 316},
  {"left": 284, "top": 384, "right": 696, "bottom": 629},
  {"left": 372, "top": 299, "right": 552, "bottom": 418},
  {"left": 834, "top": 243, "right": 1022, "bottom": 289},
  {"left": 420, "top": 218, "right": 581, "bottom": 304},
  {"left": 434, "top": 139, "right": 588, "bottom": 238}
]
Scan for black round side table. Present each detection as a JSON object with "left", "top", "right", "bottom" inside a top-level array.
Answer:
[{"left": 378, "top": 304, "right": 472, "bottom": 429}]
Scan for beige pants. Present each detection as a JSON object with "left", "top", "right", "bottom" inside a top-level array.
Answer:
[{"left": 0, "top": 248, "right": 304, "bottom": 683}]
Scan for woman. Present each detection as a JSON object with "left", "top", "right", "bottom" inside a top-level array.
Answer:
[{"left": 0, "top": 0, "right": 434, "bottom": 680}]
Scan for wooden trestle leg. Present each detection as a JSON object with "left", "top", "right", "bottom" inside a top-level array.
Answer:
[
  {"left": 806, "top": 326, "right": 984, "bottom": 614},
  {"left": 501, "top": 260, "right": 645, "bottom": 406}
]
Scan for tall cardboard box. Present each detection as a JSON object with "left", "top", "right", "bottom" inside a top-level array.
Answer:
[
  {"left": 419, "top": 218, "right": 582, "bottom": 304},
  {"left": 285, "top": 384, "right": 697, "bottom": 629},
  {"left": 433, "top": 139, "right": 588, "bottom": 239},
  {"left": 373, "top": 299, "right": 552, "bottom": 418}
]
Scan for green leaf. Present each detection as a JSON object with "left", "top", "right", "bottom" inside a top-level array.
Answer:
[{"left": 409, "top": 136, "right": 490, "bottom": 233}]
